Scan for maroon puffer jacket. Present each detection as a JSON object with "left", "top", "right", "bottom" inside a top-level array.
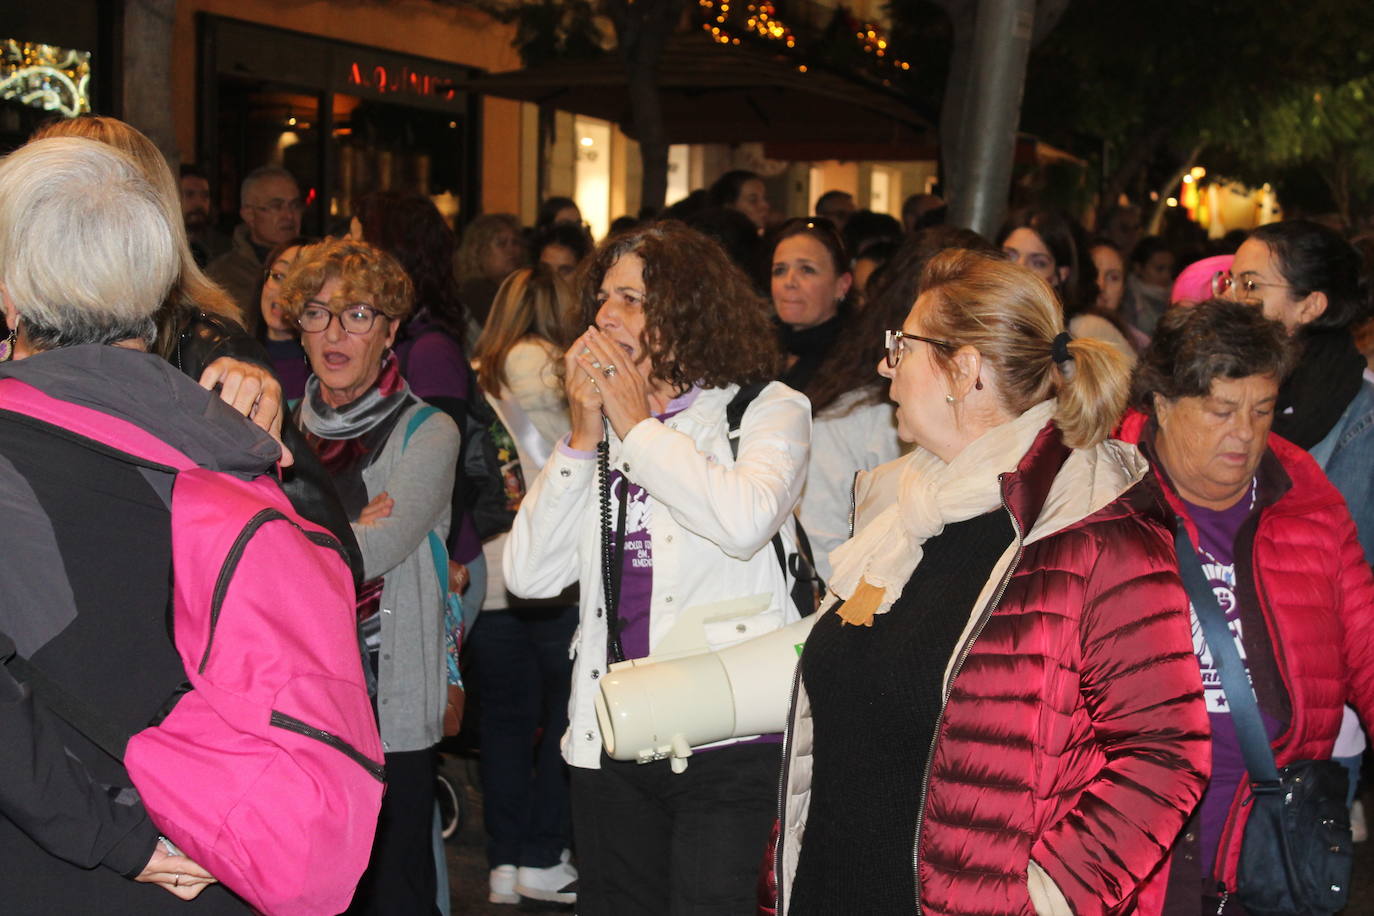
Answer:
[
  {"left": 772, "top": 424, "right": 1212, "bottom": 916},
  {"left": 1119, "top": 412, "right": 1374, "bottom": 901}
]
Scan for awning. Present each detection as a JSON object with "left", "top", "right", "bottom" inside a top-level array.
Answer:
[{"left": 459, "top": 32, "right": 933, "bottom": 149}]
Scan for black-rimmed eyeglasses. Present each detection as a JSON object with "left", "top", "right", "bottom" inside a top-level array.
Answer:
[
  {"left": 885, "top": 329, "right": 956, "bottom": 368},
  {"left": 297, "top": 303, "right": 385, "bottom": 335}
]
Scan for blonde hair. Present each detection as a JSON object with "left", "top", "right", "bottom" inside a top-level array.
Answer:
[
  {"left": 919, "top": 248, "right": 1129, "bottom": 449},
  {"left": 278, "top": 238, "right": 414, "bottom": 325},
  {"left": 474, "top": 265, "right": 574, "bottom": 394},
  {"left": 31, "top": 116, "right": 242, "bottom": 354},
  {"left": 0, "top": 138, "right": 176, "bottom": 349}
]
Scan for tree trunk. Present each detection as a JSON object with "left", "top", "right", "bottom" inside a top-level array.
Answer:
[
  {"left": 606, "top": 0, "right": 680, "bottom": 216},
  {"left": 121, "top": 0, "right": 179, "bottom": 169},
  {"left": 933, "top": 0, "right": 978, "bottom": 203},
  {"left": 1095, "top": 125, "right": 1169, "bottom": 228},
  {"left": 1323, "top": 152, "right": 1353, "bottom": 229},
  {"left": 1146, "top": 143, "right": 1202, "bottom": 235},
  {"left": 933, "top": 0, "right": 1069, "bottom": 208}
]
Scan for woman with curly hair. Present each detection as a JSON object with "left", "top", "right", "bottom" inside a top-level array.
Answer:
[
  {"left": 355, "top": 192, "right": 485, "bottom": 627},
  {"left": 284, "top": 238, "right": 459, "bottom": 915},
  {"left": 503, "top": 220, "right": 812, "bottom": 914}
]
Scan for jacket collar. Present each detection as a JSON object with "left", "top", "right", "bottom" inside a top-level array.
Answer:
[
  {"left": 1132, "top": 414, "right": 1293, "bottom": 531},
  {"left": 0, "top": 344, "right": 280, "bottom": 477},
  {"left": 1007, "top": 423, "right": 1156, "bottom": 546}
]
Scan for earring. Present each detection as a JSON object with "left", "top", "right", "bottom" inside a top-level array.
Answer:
[
  {"left": 0, "top": 325, "right": 15, "bottom": 362},
  {"left": 975, "top": 377, "right": 984, "bottom": 390},
  {"left": 945, "top": 394, "right": 955, "bottom": 404}
]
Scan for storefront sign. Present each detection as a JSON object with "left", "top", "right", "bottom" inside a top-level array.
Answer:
[{"left": 346, "top": 61, "right": 457, "bottom": 103}]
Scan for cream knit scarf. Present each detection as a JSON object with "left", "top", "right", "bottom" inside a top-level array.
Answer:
[{"left": 827, "top": 399, "right": 1055, "bottom": 625}]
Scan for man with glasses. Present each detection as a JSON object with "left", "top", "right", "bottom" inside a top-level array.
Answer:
[{"left": 208, "top": 165, "right": 305, "bottom": 332}]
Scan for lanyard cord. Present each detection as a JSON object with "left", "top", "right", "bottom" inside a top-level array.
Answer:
[{"left": 597, "top": 433, "right": 629, "bottom": 664}]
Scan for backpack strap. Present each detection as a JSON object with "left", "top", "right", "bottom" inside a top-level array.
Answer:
[
  {"left": 5, "top": 653, "right": 130, "bottom": 763},
  {"left": 403, "top": 404, "right": 442, "bottom": 449},
  {"left": 401, "top": 403, "right": 465, "bottom": 682},
  {"left": 725, "top": 383, "right": 823, "bottom": 615}
]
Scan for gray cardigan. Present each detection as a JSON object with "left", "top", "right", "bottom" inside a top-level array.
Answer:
[{"left": 353, "top": 400, "right": 460, "bottom": 752}]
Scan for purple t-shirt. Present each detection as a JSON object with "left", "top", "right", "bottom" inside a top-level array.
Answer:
[
  {"left": 1183, "top": 484, "right": 1283, "bottom": 877},
  {"left": 264, "top": 336, "right": 308, "bottom": 404},
  {"left": 608, "top": 388, "right": 700, "bottom": 661}
]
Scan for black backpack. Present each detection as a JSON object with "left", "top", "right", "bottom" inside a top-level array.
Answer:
[{"left": 400, "top": 330, "right": 521, "bottom": 542}]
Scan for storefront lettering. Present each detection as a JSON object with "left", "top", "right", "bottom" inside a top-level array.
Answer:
[{"left": 347, "top": 60, "right": 456, "bottom": 101}]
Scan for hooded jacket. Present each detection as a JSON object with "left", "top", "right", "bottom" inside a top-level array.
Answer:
[
  {"left": 1119, "top": 411, "right": 1374, "bottom": 902},
  {"left": 0, "top": 345, "right": 285, "bottom": 914},
  {"left": 773, "top": 423, "right": 1211, "bottom": 916}
]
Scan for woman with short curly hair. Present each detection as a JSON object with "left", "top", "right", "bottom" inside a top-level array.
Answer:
[
  {"left": 504, "top": 220, "right": 811, "bottom": 913},
  {"left": 283, "top": 238, "right": 460, "bottom": 916}
]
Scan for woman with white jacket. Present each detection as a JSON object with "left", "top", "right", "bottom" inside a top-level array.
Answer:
[{"left": 504, "top": 221, "right": 811, "bottom": 915}]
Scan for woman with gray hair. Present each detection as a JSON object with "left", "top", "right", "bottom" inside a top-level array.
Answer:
[
  {"left": 0, "top": 139, "right": 373, "bottom": 913},
  {"left": 1119, "top": 298, "right": 1374, "bottom": 913}
]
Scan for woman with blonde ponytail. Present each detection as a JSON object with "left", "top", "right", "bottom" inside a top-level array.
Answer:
[{"left": 769, "top": 249, "right": 1210, "bottom": 916}]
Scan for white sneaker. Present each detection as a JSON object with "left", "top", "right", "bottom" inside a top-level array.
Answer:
[
  {"left": 515, "top": 857, "right": 578, "bottom": 905},
  {"left": 488, "top": 864, "right": 519, "bottom": 905}
]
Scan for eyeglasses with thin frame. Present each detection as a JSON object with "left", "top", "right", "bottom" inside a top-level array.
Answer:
[
  {"left": 297, "top": 302, "right": 385, "bottom": 335},
  {"left": 885, "top": 329, "right": 957, "bottom": 368},
  {"left": 1211, "top": 271, "right": 1294, "bottom": 301}
]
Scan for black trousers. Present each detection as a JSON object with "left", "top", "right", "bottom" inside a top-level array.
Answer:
[
  {"left": 345, "top": 748, "right": 440, "bottom": 916},
  {"left": 570, "top": 743, "right": 780, "bottom": 916},
  {"left": 470, "top": 606, "right": 578, "bottom": 869}
]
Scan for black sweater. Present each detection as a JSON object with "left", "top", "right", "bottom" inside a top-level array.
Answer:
[{"left": 790, "top": 509, "right": 1015, "bottom": 914}]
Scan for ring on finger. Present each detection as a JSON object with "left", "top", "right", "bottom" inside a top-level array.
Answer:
[
  {"left": 603, "top": 364, "right": 618, "bottom": 378},
  {"left": 174, "top": 874, "right": 183, "bottom": 888},
  {"left": 589, "top": 358, "right": 602, "bottom": 370}
]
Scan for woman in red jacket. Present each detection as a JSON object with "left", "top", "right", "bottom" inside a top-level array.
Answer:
[
  {"left": 1122, "top": 298, "right": 1374, "bottom": 914},
  {"left": 773, "top": 249, "right": 1211, "bottom": 916}
]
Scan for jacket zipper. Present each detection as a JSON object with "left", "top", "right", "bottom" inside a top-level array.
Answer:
[
  {"left": 774, "top": 658, "right": 807, "bottom": 914},
  {"left": 200, "top": 509, "right": 349, "bottom": 674},
  {"left": 912, "top": 486, "right": 1024, "bottom": 913},
  {"left": 269, "top": 710, "right": 386, "bottom": 782}
]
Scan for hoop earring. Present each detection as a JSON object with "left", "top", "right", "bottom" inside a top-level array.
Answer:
[{"left": 0, "top": 324, "right": 15, "bottom": 362}]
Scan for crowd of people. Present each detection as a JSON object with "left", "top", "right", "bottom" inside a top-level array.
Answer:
[{"left": 2, "top": 116, "right": 1374, "bottom": 916}]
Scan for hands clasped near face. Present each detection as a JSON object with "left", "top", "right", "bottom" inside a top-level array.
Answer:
[{"left": 564, "top": 325, "right": 653, "bottom": 449}]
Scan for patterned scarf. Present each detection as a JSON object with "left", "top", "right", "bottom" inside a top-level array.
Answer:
[{"left": 298, "top": 352, "right": 411, "bottom": 475}]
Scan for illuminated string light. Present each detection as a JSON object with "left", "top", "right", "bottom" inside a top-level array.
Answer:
[
  {"left": 693, "top": 1, "right": 911, "bottom": 72},
  {"left": 0, "top": 39, "right": 91, "bottom": 118}
]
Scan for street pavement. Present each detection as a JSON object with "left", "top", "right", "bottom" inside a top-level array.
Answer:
[{"left": 442, "top": 752, "right": 1374, "bottom": 914}]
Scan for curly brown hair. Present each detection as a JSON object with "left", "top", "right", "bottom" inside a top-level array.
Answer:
[
  {"left": 278, "top": 238, "right": 414, "bottom": 325},
  {"left": 575, "top": 220, "right": 782, "bottom": 392}
]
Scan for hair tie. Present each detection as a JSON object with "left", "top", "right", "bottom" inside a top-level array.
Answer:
[{"left": 1051, "top": 331, "right": 1074, "bottom": 364}]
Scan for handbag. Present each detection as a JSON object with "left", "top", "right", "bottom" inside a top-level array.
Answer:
[{"left": 1174, "top": 520, "right": 1353, "bottom": 916}]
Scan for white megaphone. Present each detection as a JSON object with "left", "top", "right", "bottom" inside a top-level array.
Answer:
[{"left": 594, "top": 594, "right": 819, "bottom": 773}]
